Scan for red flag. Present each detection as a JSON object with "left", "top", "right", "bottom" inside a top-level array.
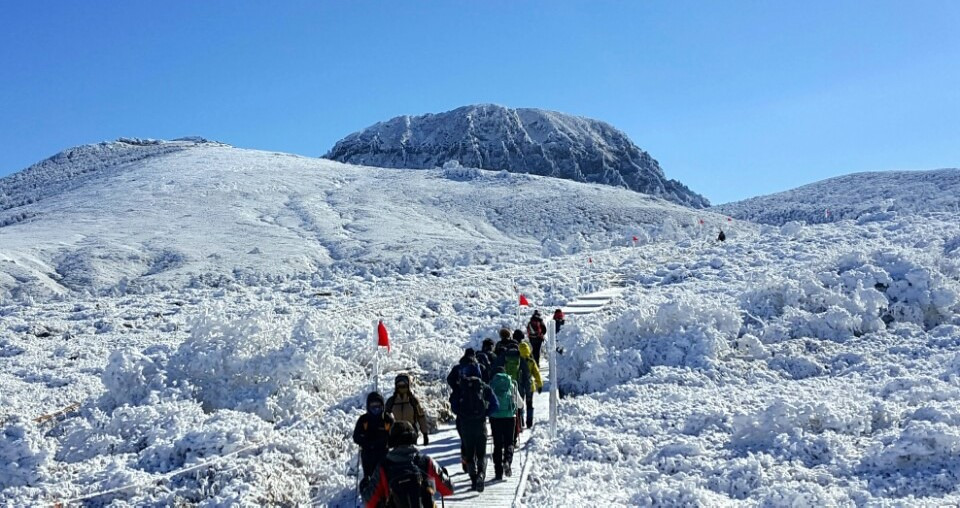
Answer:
[
  {"left": 519, "top": 294, "right": 530, "bottom": 306},
  {"left": 727, "top": 217, "right": 732, "bottom": 222},
  {"left": 377, "top": 320, "right": 390, "bottom": 352},
  {"left": 698, "top": 218, "right": 704, "bottom": 225},
  {"left": 588, "top": 257, "right": 593, "bottom": 264},
  {"left": 632, "top": 236, "right": 638, "bottom": 242}
]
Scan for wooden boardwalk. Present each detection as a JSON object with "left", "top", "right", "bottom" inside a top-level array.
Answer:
[{"left": 421, "top": 283, "right": 626, "bottom": 507}]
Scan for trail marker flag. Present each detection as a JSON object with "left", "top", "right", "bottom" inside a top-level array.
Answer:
[
  {"left": 377, "top": 320, "right": 390, "bottom": 352},
  {"left": 519, "top": 294, "right": 530, "bottom": 306}
]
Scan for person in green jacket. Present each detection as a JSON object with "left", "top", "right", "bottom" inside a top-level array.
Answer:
[
  {"left": 517, "top": 342, "right": 543, "bottom": 428},
  {"left": 488, "top": 367, "right": 524, "bottom": 480}
]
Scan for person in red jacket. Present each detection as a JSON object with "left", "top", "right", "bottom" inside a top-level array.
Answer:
[
  {"left": 364, "top": 421, "right": 453, "bottom": 507},
  {"left": 526, "top": 310, "right": 548, "bottom": 366}
]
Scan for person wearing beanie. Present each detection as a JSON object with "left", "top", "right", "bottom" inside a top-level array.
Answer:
[
  {"left": 352, "top": 392, "right": 394, "bottom": 482},
  {"left": 363, "top": 421, "right": 454, "bottom": 507}
]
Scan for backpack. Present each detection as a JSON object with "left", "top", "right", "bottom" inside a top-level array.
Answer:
[
  {"left": 504, "top": 351, "right": 532, "bottom": 395},
  {"left": 491, "top": 375, "right": 516, "bottom": 416},
  {"left": 458, "top": 377, "right": 487, "bottom": 420},
  {"left": 385, "top": 454, "right": 432, "bottom": 508}
]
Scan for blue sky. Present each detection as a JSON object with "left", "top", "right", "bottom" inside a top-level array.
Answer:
[{"left": 1, "top": 1, "right": 958, "bottom": 204}]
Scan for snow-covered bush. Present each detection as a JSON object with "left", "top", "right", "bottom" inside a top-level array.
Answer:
[
  {"left": 0, "top": 417, "right": 55, "bottom": 489},
  {"left": 859, "top": 420, "right": 960, "bottom": 497}
]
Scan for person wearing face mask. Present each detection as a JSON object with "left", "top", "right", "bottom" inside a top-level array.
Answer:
[
  {"left": 353, "top": 391, "right": 395, "bottom": 487},
  {"left": 385, "top": 374, "right": 431, "bottom": 445}
]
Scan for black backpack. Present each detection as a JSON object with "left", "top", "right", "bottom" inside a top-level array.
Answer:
[
  {"left": 458, "top": 376, "right": 487, "bottom": 420},
  {"left": 385, "top": 454, "right": 432, "bottom": 508}
]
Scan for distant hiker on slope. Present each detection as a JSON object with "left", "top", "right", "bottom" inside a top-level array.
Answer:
[
  {"left": 386, "top": 374, "right": 431, "bottom": 445},
  {"left": 353, "top": 392, "right": 394, "bottom": 488},
  {"left": 527, "top": 310, "right": 548, "bottom": 366},
  {"left": 450, "top": 363, "right": 499, "bottom": 492},
  {"left": 489, "top": 366, "right": 523, "bottom": 480},
  {"left": 717, "top": 229, "right": 726, "bottom": 242},
  {"left": 363, "top": 421, "right": 453, "bottom": 508}
]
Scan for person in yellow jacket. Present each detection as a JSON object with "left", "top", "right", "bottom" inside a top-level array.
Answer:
[{"left": 517, "top": 342, "right": 543, "bottom": 428}]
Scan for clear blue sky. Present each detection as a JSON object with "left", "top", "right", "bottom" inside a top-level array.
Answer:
[{"left": 2, "top": 1, "right": 958, "bottom": 204}]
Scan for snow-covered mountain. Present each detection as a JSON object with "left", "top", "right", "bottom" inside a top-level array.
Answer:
[
  {"left": 324, "top": 104, "right": 709, "bottom": 208},
  {"left": 2, "top": 136, "right": 960, "bottom": 507},
  {"left": 714, "top": 168, "right": 960, "bottom": 225},
  {"left": 0, "top": 138, "right": 719, "bottom": 301}
]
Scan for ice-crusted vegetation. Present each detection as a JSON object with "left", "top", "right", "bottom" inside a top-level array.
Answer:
[{"left": 1, "top": 140, "right": 960, "bottom": 505}]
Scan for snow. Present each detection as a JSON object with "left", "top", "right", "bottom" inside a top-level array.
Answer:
[{"left": 0, "top": 139, "right": 959, "bottom": 506}]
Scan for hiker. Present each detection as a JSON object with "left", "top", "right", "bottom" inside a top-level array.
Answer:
[
  {"left": 553, "top": 308, "right": 565, "bottom": 334},
  {"left": 450, "top": 364, "right": 499, "bottom": 492},
  {"left": 526, "top": 311, "right": 548, "bottom": 366},
  {"left": 477, "top": 338, "right": 496, "bottom": 381},
  {"left": 518, "top": 342, "right": 543, "bottom": 429},
  {"left": 489, "top": 366, "right": 523, "bottom": 480},
  {"left": 512, "top": 329, "right": 526, "bottom": 344},
  {"left": 363, "top": 421, "right": 454, "bottom": 508},
  {"left": 386, "top": 374, "right": 431, "bottom": 445},
  {"left": 446, "top": 348, "right": 485, "bottom": 393},
  {"left": 718, "top": 229, "right": 726, "bottom": 242},
  {"left": 495, "top": 327, "right": 515, "bottom": 353},
  {"left": 353, "top": 392, "right": 395, "bottom": 486}
]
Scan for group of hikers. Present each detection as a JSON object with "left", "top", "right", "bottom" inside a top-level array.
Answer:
[{"left": 352, "top": 309, "right": 565, "bottom": 507}]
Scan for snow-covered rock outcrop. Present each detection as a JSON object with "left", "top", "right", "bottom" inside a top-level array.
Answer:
[{"left": 324, "top": 104, "right": 708, "bottom": 208}]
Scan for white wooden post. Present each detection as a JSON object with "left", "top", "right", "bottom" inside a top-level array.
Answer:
[
  {"left": 372, "top": 319, "right": 380, "bottom": 393},
  {"left": 548, "top": 318, "right": 559, "bottom": 439}
]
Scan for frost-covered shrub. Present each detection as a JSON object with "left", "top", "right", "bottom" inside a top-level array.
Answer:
[
  {"left": 859, "top": 420, "right": 960, "bottom": 497},
  {"left": 731, "top": 399, "right": 884, "bottom": 466},
  {"left": 441, "top": 161, "right": 482, "bottom": 181},
  {"left": 0, "top": 417, "right": 55, "bottom": 488},
  {"left": 556, "top": 320, "right": 645, "bottom": 394},
  {"left": 166, "top": 310, "right": 365, "bottom": 421},
  {"left": 99, "top": 348, "right": 173, "bottom": 410},
  {"left": 613, "top": 298, "right": 739, "bottom": 371}
]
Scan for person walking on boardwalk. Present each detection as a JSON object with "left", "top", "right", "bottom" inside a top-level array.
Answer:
[
  {"left": 363, "top": 421, "right": 454, "bottom": 507},
  {"left": 352, "top": 392, "right": 394, "bottom": 488},
  {"left": 553, "top": 308, "right": 565, "bottom": 334},
  {"left": 477, "top": 338, "right": 496, "bottom": 381},
  {"left": 386, "top": 374, "right": 431, "bottom": 445},
  {"left": 489, "top": 366, "right": 523, "bottom": 480},
  {"left": 450, "top": 363, "right": 499, "bottom": 492},
  {"left": 527, "top": 310, "right": 548, "bottom": 366},
  {"left": 518, "top": 342, "right": 543, "bottom": 429}
]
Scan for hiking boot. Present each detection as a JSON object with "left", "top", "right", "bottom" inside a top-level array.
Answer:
[
  {"left": 504, "top": 464, "right": 512, "bottom": 477},
  {"left": 477, "top": 476, "right": 485, "bottom": 492}
]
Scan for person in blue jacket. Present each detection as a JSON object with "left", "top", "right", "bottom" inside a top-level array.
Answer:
[{"left": 450, "top": 363, "right": 499, "bottom": 492}]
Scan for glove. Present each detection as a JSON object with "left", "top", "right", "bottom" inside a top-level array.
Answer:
[{"left": 422, "top": 434, "right": 430, "bottom": 446}]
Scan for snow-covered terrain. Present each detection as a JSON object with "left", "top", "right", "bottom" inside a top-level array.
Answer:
[
  {"left": 1, "top": 138, "right": 959, "bottom": 506},
  {"left": 325, "top": 104, "right": 709, "bottom": 208},
  {"left": 714, "top": 168, "right": 960, "bottom": 225}
]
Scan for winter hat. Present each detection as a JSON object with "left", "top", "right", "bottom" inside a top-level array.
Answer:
[
  {"left": 499, "top": 328, "right": 512, "bottom": 341},
  {"left": 366, "top": 392, "right": 385, "bottom": 409},
  {"left": 513, "top": 330, "right": 525, "bottom": 342},
  {"left": 461, "top": 364, "right": 483, "bottom": 379},
  {"left": 389, "top": 421, "right": 417, "bottom": 448},
  {"left": 464, "top": 347, "right": 476, "bottom": 358},
  {"left": 482, "top": 338, "right": 495, "bottom": 350},
  {"left": 394, "top": 374, "right": 411, "bottom": 387},
  {"left": 533, "top": 310, "right": 541, "bottom": 317}
]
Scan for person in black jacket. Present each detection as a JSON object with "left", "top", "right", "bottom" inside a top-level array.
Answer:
[
  {"left": 477, "top": 338, "right": 496, "bottom": 381},
  {"left": 526, "top": 311, "right": 548, "bottom": 366},
  {"left": 353, "top": 392, "right": 395, "bottom": 484}
]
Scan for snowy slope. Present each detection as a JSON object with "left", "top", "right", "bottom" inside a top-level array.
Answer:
[
  {"left": 714, "top": 168, "right": 960, "bottom": 225},
  {"left": 0, "top": 139, "right": 721, "bottom": 303},
  {"left": 325, "top": 104, "right": 709, "bottom": 208},
  {"left": 2, "top": 137, "right": 960, "bottom": 507}
]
